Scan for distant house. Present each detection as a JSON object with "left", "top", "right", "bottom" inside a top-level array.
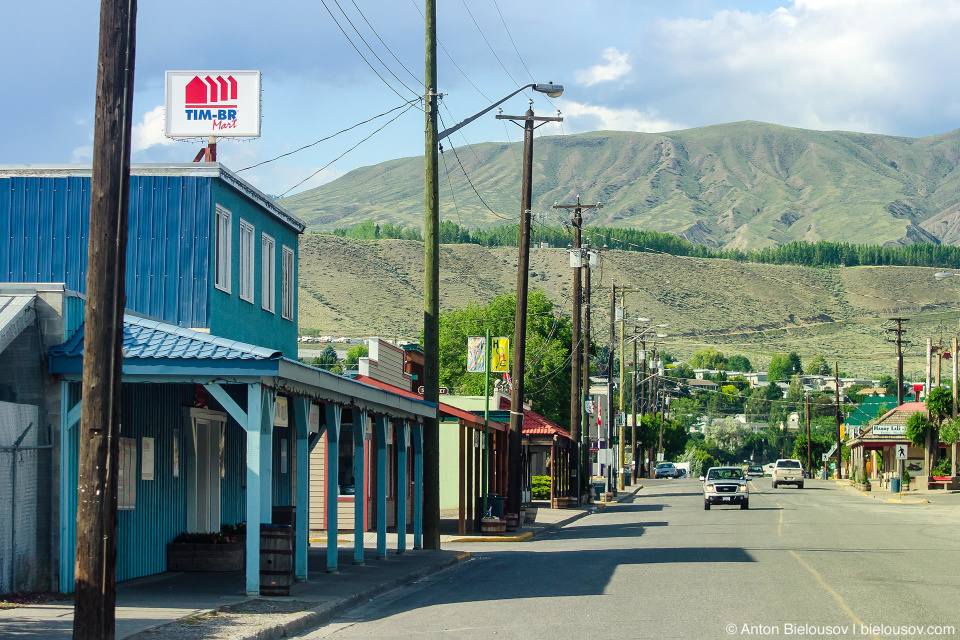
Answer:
[{"left": 687, "top": 379, "right": 719, "bottom": 394}]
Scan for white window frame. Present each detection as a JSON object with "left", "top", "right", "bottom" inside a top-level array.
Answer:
[
  {"left": 214, "top": 205, "right": 232, "bottom": 293},
  {"left": 239, "top": 218, "right": 255, "bottom": 303},
  {"left": 281, "top": 245, "right": 294, "bottom": 321},
  {"left": 261, "top": 233, "right": 276, "bottom": 313}
]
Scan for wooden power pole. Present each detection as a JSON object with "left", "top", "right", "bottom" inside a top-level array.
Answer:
[
  {"left": 421, "top": 0, "right": 441, "bottom": 550},
  {"left": 74, "top": 0, "right": 137, "bottom": 637}
]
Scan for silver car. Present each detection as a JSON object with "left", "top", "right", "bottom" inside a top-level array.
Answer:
[
  {"left": 655, "top": 462, "right": 678, "bottom": 479},
  {"left": 702, "top": 466, "right": 749, "bottom": 510}
]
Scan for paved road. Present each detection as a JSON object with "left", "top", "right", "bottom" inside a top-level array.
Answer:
[{"left": 296, "top": 479, "right": 960, "bottom": 639}]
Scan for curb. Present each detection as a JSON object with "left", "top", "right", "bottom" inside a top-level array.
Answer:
[{"left": 142, "top": 551, "right": 471, "bottom": 640}]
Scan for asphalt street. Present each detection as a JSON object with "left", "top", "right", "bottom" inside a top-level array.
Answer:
[{"left": 295, "top": 479, "right": 960, "bottom": 640}]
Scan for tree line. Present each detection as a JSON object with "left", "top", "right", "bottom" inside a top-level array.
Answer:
[{"left": 323, "top": 220, "right": 960, "bottom": 269}]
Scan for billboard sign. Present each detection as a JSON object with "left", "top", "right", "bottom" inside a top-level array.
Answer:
[
  {"left": 165, "top": 70, "right": 261, "bottom": 137},
  {"left": 492, "top": 337, "right": 509, "bottom": 372}
]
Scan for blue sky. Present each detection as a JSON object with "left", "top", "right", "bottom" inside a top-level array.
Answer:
[{"left": 4, "top": 0, "right": 960, "bottom": 197}]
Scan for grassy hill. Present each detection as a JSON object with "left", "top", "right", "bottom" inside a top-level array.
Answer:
[
  {"left": 297, "top": 234, "right": 960, "bottom": 380},
  {"left": 282, "top": 121, "right": 960, "bottom": 250}
]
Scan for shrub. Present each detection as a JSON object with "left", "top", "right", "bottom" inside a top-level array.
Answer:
[
  {"left": 933, "top": 456, "right": 952, "bottom": 477},
  {"left": 532, "top": 475, "right": 551, "bottom": 500}
]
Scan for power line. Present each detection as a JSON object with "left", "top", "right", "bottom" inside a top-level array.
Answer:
[
  {"left": 320, "top": 0, "right": 420, "bottom": 103},
  {"left": 437, "top": 113, "right": 512, "bottom": 220},
  {"left": 236, "top": 99, "right": 420, "bottom": 172},
  {"left": 278, "top": 101, "right": 417, "bottom": 197},
  {"left": 459, "top": 0, "right": 526, "bottom": 91},
  {"left": 351, "top": 0, "right": 421, "bottom": 85}
]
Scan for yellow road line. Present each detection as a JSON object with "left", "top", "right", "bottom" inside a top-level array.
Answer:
[{"left": 789, "top": 550, "right": 879, "bottom": 640}]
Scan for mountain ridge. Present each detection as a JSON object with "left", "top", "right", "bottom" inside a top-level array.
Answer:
[{"left": 281, "top": 121, "right": 960, "bottom": 249}]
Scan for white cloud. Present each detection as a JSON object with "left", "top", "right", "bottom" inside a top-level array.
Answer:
[
  {"left": 131, "top": 105, "right": 175, "bottom": 154},
  {"left": 574, "top": 47, "right": 631, "bottom": 86},
  {"left": 70, "top": 145, "right": 92, "bottom": 163},
  {"left": 560, "top": 101, "right": 684, "bottom": 133},
  {"left": 637, "top": 0, "right": 960, "bottom": 134}
]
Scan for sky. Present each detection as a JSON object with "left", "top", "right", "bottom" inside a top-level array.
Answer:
[{"left": 4, "top": 0, "right": 960, "bottom": 198}]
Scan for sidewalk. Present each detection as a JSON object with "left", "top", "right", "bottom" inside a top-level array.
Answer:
[
  {"left": 0, "top": 485, "right": 642, "bottom": 640},
  {"left": 833, "top": 478, "right": 960, "bottom": 505}
]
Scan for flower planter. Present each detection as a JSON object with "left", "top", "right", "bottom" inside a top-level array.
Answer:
[
  {"left": 523, "top": 507, "right": 538, "bottom": 523},
  {"left": 551, "top": 496, "right": 569, "bottom": 509},
  {"left": 504, "top": 513, "right": 520, "bottom": 532},
  {"left": 480, "top": 517, "right": 506, "bottom": 536},
  {"left": 167, "top": 541, "right": 245, "bottom": 572}
]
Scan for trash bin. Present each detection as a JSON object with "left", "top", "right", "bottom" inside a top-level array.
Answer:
[
  {"left": 486, "top": 494, "right": 505, "bottom": 518},
  {"left": 259, "top": 523, "right": 294, "bottom": 596},
  {"left": 890, "top": 477, "right": 901, "bottom": 493},
  {"left": 592, "top": 482, "right": 605, "bottom": 501}
]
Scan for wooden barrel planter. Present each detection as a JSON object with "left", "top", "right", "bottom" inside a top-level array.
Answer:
[
  {"left": 504, "top": 513, "right": 520, "bottom": 532},
  {"left": 523, "top": 507, "right": 538, "bottom": 523},
  {"left": 480, "top": 517, "right": 506, "bottom": 536},
  {"left": 260, "top": 524, "right": 294, "bottom": 596},
  {"left": 551, "top": 496, "right": 569, "bottom": 509}
]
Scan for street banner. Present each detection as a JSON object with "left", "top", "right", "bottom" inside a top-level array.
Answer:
[
  {"left": 467, "top": 337, "right": 485, "bottom": 373},
  {"left": 491, "top": 337, "right": 510, "bottom": 372}
]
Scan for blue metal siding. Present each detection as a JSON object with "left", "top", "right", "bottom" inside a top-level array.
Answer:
[
  {"left": 116, "top": 383, "right": 193, "bottom": 582},
  {"left": 208, "top": 180, "right": 299, "bottom": 358},
  {"left": 60, "top": 383, "right": 82, "bottom": 592},
  {"left": 220, "top": 418, "right": 247, "bottom": 526},
  {"left": 0, "top": 175, "right": 210, "bottom": 328},
  {"left": 272, "top": 426, "right": 293, "bottom": 506}
]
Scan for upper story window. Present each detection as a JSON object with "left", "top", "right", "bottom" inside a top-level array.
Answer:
[
  {"left": 281, "top": 245, "right": 294, "bottom": 321},
  {"left": 239, "top": 219, "right": 255, "bottom": 303},
  {"left": 215, "top": 205, "right": 232, "bottom": 293},
  {"left": 262, "top": 233, "right": 276, "bottom": 313}
]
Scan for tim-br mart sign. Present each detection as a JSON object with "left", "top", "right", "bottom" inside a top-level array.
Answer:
[{"left": 165, "top": 70, "right": 261, "bottom": 137}]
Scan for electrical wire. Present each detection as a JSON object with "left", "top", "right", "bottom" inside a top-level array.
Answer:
[
  {"left": 437, "top": 113, "right": 512, "bottom": 220},
  {"left": 236, "top": 99, "right": 420, "bottom": 172},
  {"left": 320, "top": 0, "right": 420, "bottom": 104},
  {"left": 278, "top": 101, "right": 417, "bottom": 197},
  {"left": 351, "top": 0, "right": 421, "bottom": 85},
  {"left": 459, "top": 0, "right": 526, "bottom": 92}
]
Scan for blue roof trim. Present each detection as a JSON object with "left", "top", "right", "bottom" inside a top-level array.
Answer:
[
  {"left": 50, "top": 357, "right": 278, "bottom": 377},
  {"left": 51, "top": 314, "right": 282, "bottom": 360}
]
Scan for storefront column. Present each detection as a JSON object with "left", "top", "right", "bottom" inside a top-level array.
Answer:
[
  {"left": 375, "top": 415, "right": 389, "bottom": 559},
  {"left": 292, "top": 398, "right": 312, "bottom": 581},
  {"left": 396, "top": 420, "right": 408, "bottom": 554},
  {"left": 412, "top": 421, "right": 423, "bottom": 549},
  {"left": 325, "top": 404, "right": 342, "bottom": 572},
  {"left": 353, "top": 409, "right": 367, "bottom": 565}
]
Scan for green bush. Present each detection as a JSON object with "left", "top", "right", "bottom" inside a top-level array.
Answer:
[
  {"left": 532, "top": 475, "right": 551, "bottom": 500},
  {"left": 902, "top": 467, "right": 911, "bottom": 488},
  {"left": 933, "top": 456, "right": 953, "bottom": 477}
]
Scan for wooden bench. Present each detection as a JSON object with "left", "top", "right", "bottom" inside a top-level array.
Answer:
[{"left": 929, "top": 476, "right": 954, "bottom": 489}]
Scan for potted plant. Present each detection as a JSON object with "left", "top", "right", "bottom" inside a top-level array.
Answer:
[
  {"left": 504, "top": 512, "right": 520, "bottom": 532},
  {"left": 480, "top": 516, "right": 506, "bottom": 536},
  {"left": 167, "top": 522, "right": 246, "bottom": 572}
]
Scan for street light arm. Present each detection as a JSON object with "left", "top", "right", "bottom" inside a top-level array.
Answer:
[{"left": 437, "top": 84, "right": 536, "bottom": 143}]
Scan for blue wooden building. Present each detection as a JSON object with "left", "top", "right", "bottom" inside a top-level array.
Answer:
[{"left": 0, "top": 164, "right": 434, "bottom": 596}]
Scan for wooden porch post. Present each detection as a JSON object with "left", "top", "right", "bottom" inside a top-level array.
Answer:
[
  {"left": 412, "top": 421, "right": 423, "bottom": 549},
  {"left": 458, "top": 421, "right": 466, "bottom": 535},
  {"left": 244, "top": 386, "right": 263, "bottom": 595},
  {"left": 466, "top": 426, "right": 474, "bottom": 532},
  {"left": 324, "top": 404, "right": 341, "bottom": 572},
  {"left": 353, "top": 409, "right": 367, "bottom": 565},
  {"left": 292, "top": 398, "right": 311, "bottom": 581},
  {"left": 473, "top": 435, "right": 481, "bottom": 530},
  {"left": 549, "top": 443, "right": 556, "bottom": 504},
  {"left": 397, "top": 420, "right": 409, "bottom": 554},
  {"left": 375, "top": 415, "right": 389, "bottom": 559}
]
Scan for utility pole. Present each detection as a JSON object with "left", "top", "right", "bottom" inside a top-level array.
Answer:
[
  {"left": 805, "top": 392, "right": 811, "bottom": 473},
  {"left": 617, "top": 288, "right": 626, "bottom": 489},
  {"left": 608, "top": 283, "right": 616, "bottom": 492},
  {"left": 422, "top": 0, "right": 441, "bottom": 550},
  {"left": 74, "top": 1, "right": 136, "bottom": 638},
  {"left": 835, "top": 363, "right": 842, "bottom": 480},
  {"left": 498, "top": 104, "right": 562, "bottom": 516},
  {"left": 886, "top": 317, "right": 909, "bottom": 406},
  {"left": 582, "top": 243, "right": 593, "bottom": 488},
  {"left": 553, "top": 198, "right": 601, "bottom": 501},
  {"left": 631, "top": 333, "right": 638, "bottom": 483}
]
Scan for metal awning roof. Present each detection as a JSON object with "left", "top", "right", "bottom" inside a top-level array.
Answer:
[
  {"left": 0, "top": 295, "right": 35, "bottom": 353},
  {"left": 49, "top": 316, "right": 436, "bottom": 421}
]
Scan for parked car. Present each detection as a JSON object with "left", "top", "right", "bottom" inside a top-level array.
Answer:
[
  {"left": 703, "top": 466, "right": 749, "bottom": 510},
  {"left": 654, "top": 462, "right": 679, "bottom": 479},
  {"left": 746, "top": 465, "right": 764, "bottom": 478},
  {"left": 772, "top": 459, "right": 805, "bottom": 489}
]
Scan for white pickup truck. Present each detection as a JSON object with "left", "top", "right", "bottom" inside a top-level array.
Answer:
[{"left": 771, "top": 458, "right": 805, "bottom": 489}]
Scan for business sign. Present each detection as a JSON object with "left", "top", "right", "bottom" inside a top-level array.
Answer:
[
  {"left": 274, "top": 396, "right": 289, "bottom": 427},
  {"left": 871, "top": 423, "right": 906, "bottom": 436},
  {"left": 165, "top": 70, "right": 261, "bottom": 137}
]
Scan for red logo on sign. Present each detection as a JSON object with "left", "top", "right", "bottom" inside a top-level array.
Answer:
[{"left": 185, "top": 75, "right": 238, "bottom": 108}]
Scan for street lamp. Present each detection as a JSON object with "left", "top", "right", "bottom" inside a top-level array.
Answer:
[{"left": 429, "top": 81, "right": 564, "bottom": 520}]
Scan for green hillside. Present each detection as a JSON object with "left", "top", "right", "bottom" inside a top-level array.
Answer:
[
  {"left": 297, "top": 234, "right": 960, "bottom": 380},
  {"left": 281, "top": 121, "right": 960, "bottom": 250}
]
